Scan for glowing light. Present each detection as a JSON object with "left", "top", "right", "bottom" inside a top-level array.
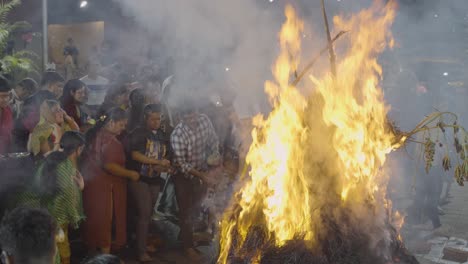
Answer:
[
  {"left": 443, "top": 72, "right": 448, "bottom": 76},
  {"left": 269, "top": 0, "right": 274, "bottom": 2},
  {"left": 80, "top": 0, "right": 88, "bottom": 8},
  {"left": 219, "top": 2, "right": 402, "bottom": 263},
  {"left": 434, "top": 14, "right": 439, "bottom": 18},
  {"left": 225, "top": 67, "right": 230, "bottom": 72}
]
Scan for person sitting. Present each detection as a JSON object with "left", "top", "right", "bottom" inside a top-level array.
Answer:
[
  {"left": 127, "top": 104, "right": 171, "bottom": 262},
  {"left": 0, "top": 207, "right": 57, "bottom": 264},
  {"left": 13, "top": 71, "right": 65, "bottom": 151},
  {"left": 27, "top": 100, "right": 79, "bottom": 159},
  {"left": 0, "top": 75, "right": 13, "bottom": 154}
]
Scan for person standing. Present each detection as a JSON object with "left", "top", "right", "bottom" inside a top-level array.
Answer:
[
  {"left": 28, "top": 100, "right": 79, "bottom": 159},
  {"left": 12, "top": 131, "right": 86, "bottom": 264},
  {"left": 0, "top": 76, "right": 13, "bottom": 154},
  {"left": 80, "top": 61, "right": 109, "bottom": 109},
  {"left": 127, "top": 104, "right": 171, "bottom": 262},
  {"left": 0, "top": 207, "right": 57, "bottom": 264},
  {"left": 61, "top": 79, "right": 93, "bottom": 131},
  {"left": 81, "top": 108, "right": 139, "bottom": 254},
  {"left": 10, "top": 78, "right": 38, "bottom": 119},
  {"left": 170, "top": 100, "right": 220, "bottom": 259},
  {"left": 13, "top": 71, "right": 65, "bottom": 151}
]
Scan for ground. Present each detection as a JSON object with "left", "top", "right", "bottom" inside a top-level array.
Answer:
[
  {"left": 402, "top": 184, "right": 468, "bottom": 264},
  {"left": 70, "top": 184, "right": 468, "bottom": 264}
]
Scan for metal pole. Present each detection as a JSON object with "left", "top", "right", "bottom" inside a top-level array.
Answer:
[{"left": 42, "top": 0, "right": 48, "bottom": 71}]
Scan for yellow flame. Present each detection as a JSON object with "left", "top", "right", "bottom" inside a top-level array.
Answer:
[{"left": 219, "top": 1, "right": 401, "bottom": 263}]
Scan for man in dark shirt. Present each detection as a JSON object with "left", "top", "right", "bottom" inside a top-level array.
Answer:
[
  {"left": 127, "top": 104, "right": 171, "bottom": 262},
  {"left": 12, "top": 71, "right": 64, "bottom": 151}
]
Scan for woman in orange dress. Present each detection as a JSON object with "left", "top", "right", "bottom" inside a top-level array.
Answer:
[{"left": 81, "top": 107, "right": 140, "bottom": 254}]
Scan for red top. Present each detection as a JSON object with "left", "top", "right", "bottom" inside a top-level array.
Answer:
[
  {"left": 0, "top": 106, "right": 13, "bottom": 154},
  {"left": 82, "top": 129, "right": 128, "bottom": 249}
]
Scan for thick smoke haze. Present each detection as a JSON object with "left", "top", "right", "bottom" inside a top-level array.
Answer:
[{"left": 112, "top": 0, "right": 288, "bottom": 118}]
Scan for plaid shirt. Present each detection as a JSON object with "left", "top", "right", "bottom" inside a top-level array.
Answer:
[{"left": 171, "top": 114, "right": 219, "bottom": 176}]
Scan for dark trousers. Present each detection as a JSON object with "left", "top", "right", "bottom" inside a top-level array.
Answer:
[
  {"left": 128, "top": 180, "right": 160, "bottom": 256},
  {"left": 173, "top": 173, "right": 206, "bottom": 249}
]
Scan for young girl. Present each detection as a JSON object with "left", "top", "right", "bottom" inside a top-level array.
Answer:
[
  {"left": 13, "top": 131, "right": 86, "bottom": 264},
  {"left": 81, "top": 107, "right": 139, "bottom": 254}
]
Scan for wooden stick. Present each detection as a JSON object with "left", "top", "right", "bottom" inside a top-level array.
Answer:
[
  {"left": 291, "top": 31, "right": 347, "bottom": 86},
  {"left": 321, "top": 0, "right": 337, "bottom": 77}
]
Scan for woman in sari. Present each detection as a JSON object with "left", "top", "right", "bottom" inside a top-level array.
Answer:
[
  {"left": 81, "top": 107, "right": 140, "bottom": 254},
  {"left": 28, "top": 100, "right": 79, "bottom": 159},
  {"left": 11, "top": 131, "right": 86, "bottom": 264}
]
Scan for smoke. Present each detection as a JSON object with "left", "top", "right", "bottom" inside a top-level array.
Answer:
[{"left": 110, "top": 0, "right": 290, "bottom": 118}]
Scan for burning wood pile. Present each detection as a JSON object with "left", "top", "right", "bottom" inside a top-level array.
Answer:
[{"left": 216, "top": 1, "right": 467, "bottom": 264}]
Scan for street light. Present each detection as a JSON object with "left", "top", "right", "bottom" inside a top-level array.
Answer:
[{"left": 80, "top": 1, "right": 88, "bottom": 8}]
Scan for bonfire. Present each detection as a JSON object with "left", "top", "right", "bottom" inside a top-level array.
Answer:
[{"left": 217, "top": 1, "right": 467, "bottom": 264}]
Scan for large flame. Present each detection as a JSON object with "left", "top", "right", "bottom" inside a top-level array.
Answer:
[{"left": 219, "top": 1, "right": 403, "bottom": 263}]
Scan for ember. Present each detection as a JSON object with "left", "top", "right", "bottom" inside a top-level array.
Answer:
[{"left": 218, "top": 1, "right": 419, "bottom": 263}]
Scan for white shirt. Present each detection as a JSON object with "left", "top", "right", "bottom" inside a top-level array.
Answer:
[{"left": 80, "top": 75, "right": 109, "bottom": 106}]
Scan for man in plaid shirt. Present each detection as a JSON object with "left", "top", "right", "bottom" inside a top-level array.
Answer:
[{"left": 170, "top": 101, "right": 219, "bottom": 259}]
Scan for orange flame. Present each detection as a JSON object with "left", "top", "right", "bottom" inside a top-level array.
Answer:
[{"left": 218, "top": 1, "right": 403, "bottom": 263}]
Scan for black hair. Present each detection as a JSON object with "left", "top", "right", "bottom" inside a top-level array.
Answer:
[
  {"left": 0, "top": 75, "right": 11, "bottom": 92},
  {"left": 103, "top": 84, "right": 127, "bottom": 105},
  {"left": 84, "top": 254, "right": 122, "bottom": 264},
  {"left": 85, "top": 107, "right": 127, "bottom": 145},
  {"left": 40, "top": 71, "right": 64, "bottom": 88},
  {"left": 178, "top": 97, "right": 198, "bottom": 116},
  {"left": 127, "top": 88, "right": 146, "bottom": 131},
  {"left": 0, "top": 207, "right": 57, "bottom": 264},
  {"left": 40, "top": 131, "right": 85, "bottom": 196},
  {"left": 61, "top": 79, "right": 87, "bottom": 105},
  {"left": 143, "top": 103, "right": 162, "bottom": 121},
  {"left": 17, "top": 78, "right": 38, "bottom": 95}
]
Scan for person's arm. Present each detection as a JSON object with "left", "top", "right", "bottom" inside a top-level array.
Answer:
[
  {"left": 104, "top": 163, "right": 140, "bottom": 181},
  {"left": 171, "top": 130, "right": 207, "bottom": 181},
  {"left": 202, "top": 115, "right": 220, "bottom": 155},
  {"left": 131, "top": 151, "right": 170, "bottom": 167},
  {"left": 73, "top": 171, "right": 85, "bottom": 190},
  {"left": 63, "top": 112, "right": 79, "bottom": 131},
  {"left": 39, "top": 139, "right": 52, "bottom": 156}
]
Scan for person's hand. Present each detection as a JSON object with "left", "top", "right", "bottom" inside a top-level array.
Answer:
[
  {"left": 73, "top": 171, "right": 85, "bottom": 190},
  {"left": 129, "top": 171, "right": 140, "bottom": 181},
  {"left": 157, "top": 159, "right": 171, "bottom": 167},
  {"left": 198, "top": 172, "right": 216, "bottom": 187}
]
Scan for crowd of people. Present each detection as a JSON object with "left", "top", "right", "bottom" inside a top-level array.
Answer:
[{"left": 0, "top": 57, "right": 241, "bottom": 263}]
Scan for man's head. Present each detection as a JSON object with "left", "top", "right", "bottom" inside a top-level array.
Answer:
[
  {"left": 0, "top": 75, "right": 11, "bottom": 109},
  {"left": 88, "top": 60, "right": 101, "bottom": 78},
  {"left": 0, "top": 207, "right": 57, "bottom": 264},
  {"left": 67, "top": 38, "right": 73, "bottom": 45},
  {"left": 40, "top": 71, "right": 65, "bottom": 99},
  {"left": 15, "top": 78, "right": 38, "bottom": 101},
  {"left": 178, "top": 98, "right": 199, "bottom": 129},
  {"left": 143, "top": 104, "right": 162, "bottom": 131}
]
